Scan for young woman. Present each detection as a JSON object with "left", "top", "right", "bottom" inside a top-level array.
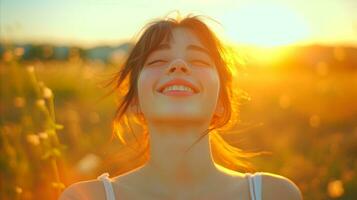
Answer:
[{"left": 60, "top": 14, "right": 302, "bottom": 200}]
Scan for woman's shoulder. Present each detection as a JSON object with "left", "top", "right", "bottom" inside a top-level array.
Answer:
[
  {"left": 59, "top": 178, "right": 106, "bottom": 200},
  {"left": 257, "top": 172, "right": 303, "bottom": 200}
]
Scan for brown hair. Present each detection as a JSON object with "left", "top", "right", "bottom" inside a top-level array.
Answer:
[{"left": 103, "top": 13, "right": 263, "bottom": 175}]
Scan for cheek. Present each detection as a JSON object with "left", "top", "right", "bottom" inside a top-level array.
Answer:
[
  {"left": 196, "top": 68, "right": 220, "bottom": 95},
  {"left": 137, "top": 68, "right": 161, "bottom": 98}
]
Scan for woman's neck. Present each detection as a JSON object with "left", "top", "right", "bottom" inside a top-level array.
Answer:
[
  {"left": 133, "top": 122, "right": 225, "bottom": 196},
  {"left": 149, "top": 124, "right": 217, "bottom": 181}
]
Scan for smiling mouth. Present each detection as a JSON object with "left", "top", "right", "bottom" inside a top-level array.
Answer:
[
  {"left": 157, "top": 78, "right": 200, "bottom": 95},
  {"left": 156, "top": 85, "right": 199, "bottom": 97},
  {"left": 160, "top": 90, "right": 196, "bottom": 97}
]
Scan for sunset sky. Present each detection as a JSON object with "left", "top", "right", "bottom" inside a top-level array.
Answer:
[{"left": 1, "top": 0, "right": 356, "bottom": 47}]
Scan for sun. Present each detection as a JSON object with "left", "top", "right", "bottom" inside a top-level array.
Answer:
[{"left": 220, "top": 2, "right": 310, "bottom": 47}]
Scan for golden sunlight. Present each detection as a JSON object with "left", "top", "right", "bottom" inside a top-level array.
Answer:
[{"left": 222, "top": 2, "right": 310, "bottom": 47}]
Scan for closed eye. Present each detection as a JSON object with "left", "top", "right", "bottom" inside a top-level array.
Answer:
[
  {"left": 190, "top": 59, "right": 210, "bottom": 66},
  {"left": 147, "top": 59, "right": 167, "bottom": 66}
]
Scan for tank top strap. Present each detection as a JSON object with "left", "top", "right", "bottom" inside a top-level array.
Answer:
[
  {"left": 97, "top": 172, "right": 116, "bottom": 200},
  {"left": 246, "top": 172, "right": 263, "bottom": 200}
]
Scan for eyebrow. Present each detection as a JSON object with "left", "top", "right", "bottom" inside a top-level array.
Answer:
[
  {"left": 187, "top": 45, "right": 211, "bottom": 57},
  {"left": 152, "top": 43, "right": 211, "bottom": 57}
]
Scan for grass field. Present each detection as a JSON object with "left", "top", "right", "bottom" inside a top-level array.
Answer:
[{"left": 1, "top": 45, "right": 356, "bottom": 199}]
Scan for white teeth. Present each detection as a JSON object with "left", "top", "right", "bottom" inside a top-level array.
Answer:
[{"left": 162, "top": 85, "right": 194, "bottom": 93}]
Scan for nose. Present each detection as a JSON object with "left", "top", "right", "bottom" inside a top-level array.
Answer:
[{"left": 165, "top": 59, "right": 191, "bottom": 75}]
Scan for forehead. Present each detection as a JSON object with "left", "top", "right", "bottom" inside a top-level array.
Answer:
[
  {"left": 150, "top": 27, "right": 210, "bottom": 56},
  {"left": 170, "top": 27, "right": 202, "bottom": 45},
  {"left": 160, "top": 27, "right": 205, "bottom": 48}
]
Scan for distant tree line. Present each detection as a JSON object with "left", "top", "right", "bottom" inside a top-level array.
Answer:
[
  {"left": 1, "top": 43, "right": 356, "bottom": 71},
  {"left": 0, "top": 43, "right": 133, "bottom": 63}
]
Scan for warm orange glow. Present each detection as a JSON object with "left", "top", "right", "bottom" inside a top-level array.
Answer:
[
  {"left": 223, "top": 2, "right": 310, "bottom": 47},
  {"left": 235, "top": 45, "right": 295, "bottom": 67}
]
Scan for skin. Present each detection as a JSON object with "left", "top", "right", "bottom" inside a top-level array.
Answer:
[{"left": 59, "top": 27, "right": 303, "bottom": 200}]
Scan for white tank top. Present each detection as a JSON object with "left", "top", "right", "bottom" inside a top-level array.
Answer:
[{"left": 97, "top": 172, "right": 263, "bottom": 200}]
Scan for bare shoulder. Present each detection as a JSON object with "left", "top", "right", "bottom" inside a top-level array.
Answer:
[
  {"left": 260, "top": 172, "right": 303, "bottom": 200},
  {"left": 59, "top": 179, "right": 105, "bottom": 200}
]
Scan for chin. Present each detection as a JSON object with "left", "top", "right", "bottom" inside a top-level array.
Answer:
[
  {"left": 142, "top": 105, "right": 215, "bottom": 124},
  {"left": 150, "top": 112, "right": 209, "bottom": 124}
]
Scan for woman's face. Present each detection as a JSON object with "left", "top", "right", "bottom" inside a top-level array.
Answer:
[{"left": 137, "top": 27, "right": 221, "bottom": 126}]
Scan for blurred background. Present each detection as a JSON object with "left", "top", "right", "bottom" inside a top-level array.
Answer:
[{"left": 1, "top": 0, "right": 357, "bottom": 199}]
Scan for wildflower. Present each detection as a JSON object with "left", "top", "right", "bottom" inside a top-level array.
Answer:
[
  {"left": 26, "top": 65, "right": 34, "bottom": 73},
  {"left": 36, "top": 99, "right": 46, "bottom": 108},
  {"left": 13, "top": 97, "right": 26, "bottom": 108},
  {"left": 15, "top": 186, "right": 23, "bottom": 194},
  {"left": 76, "top": 153, "right": 101, "bottom": 174},
  {"left": 327, "top": 180, "right": 344, "bottom": 198},
  {"left": 43, "top": 87, "right": 53, "bottom": 99},
  {"left": 42, "top": 148, "right": 61, "bottom": 159},
  {"left": 38, "top": 132, "right": 48, "bottom": 139},
  {"left": 27, "top": 134, "right": 40, "bottom": 146}
]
